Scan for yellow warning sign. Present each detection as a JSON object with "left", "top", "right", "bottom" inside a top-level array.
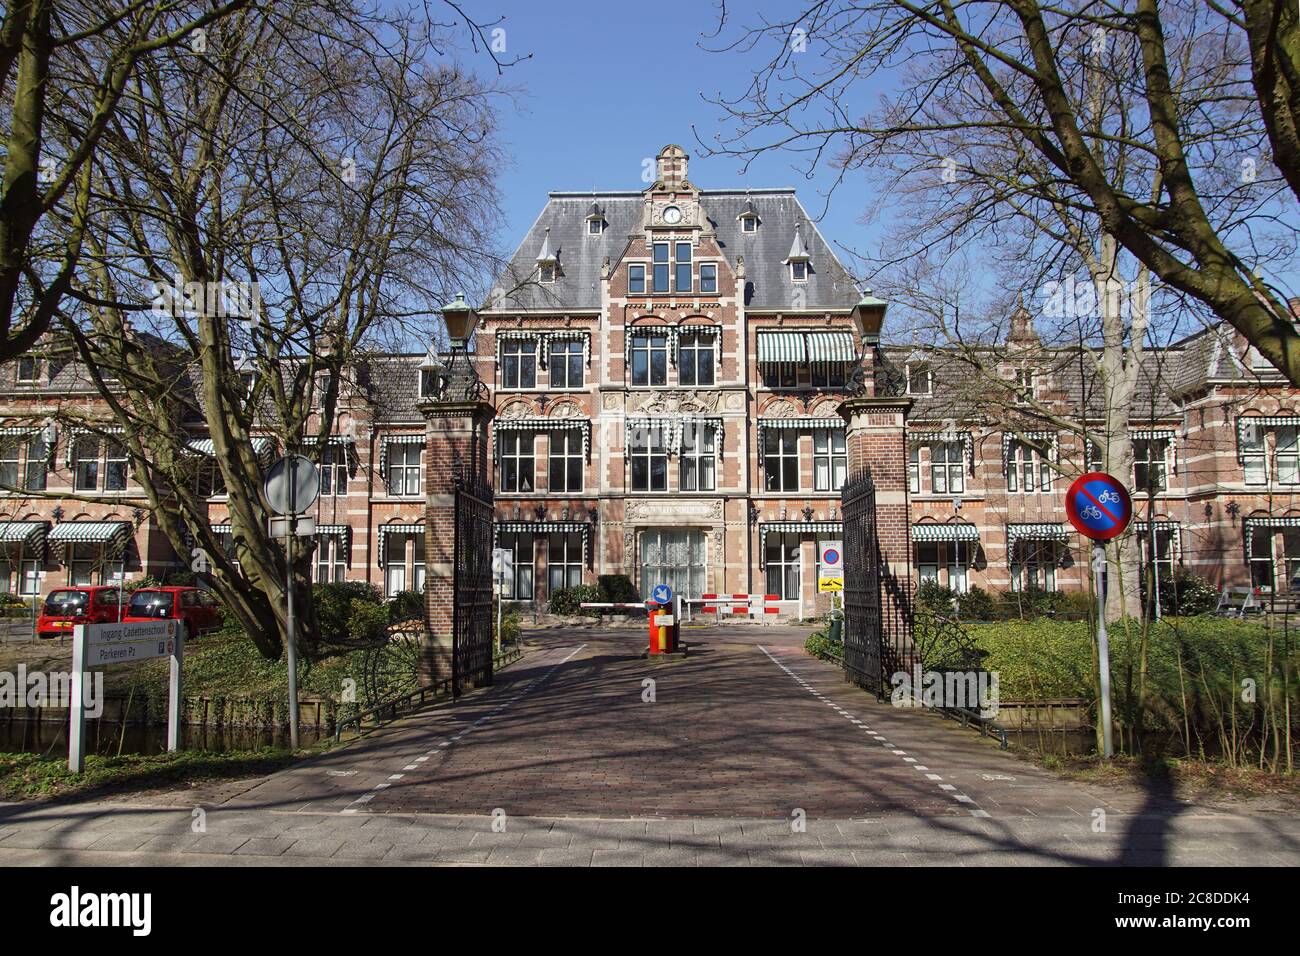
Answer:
[{"left": 818, "top": 577, "right": 843, "bottom": 593}]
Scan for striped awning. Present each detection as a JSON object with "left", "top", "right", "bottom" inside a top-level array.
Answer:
[
  {"left": 1243, "top": 515, "right": 1300, "bottom": 555},
  {"left": 545, "top": 330, "right": 591, "bottom": 368},
  {"left": 757, "top": 330, "right": 856, "bottom": 365},
  {"left": 496, "top": 419, "right": 591, "bottom": 462},
  {"left": 496, "top": 521, "right": 593, "bottom": 564},
  {"left": 378, "top": 433, "right": 424, "bottom": 476},
  {"left": 758, "top": 521, "right": 843, "bottom": 563},
  {"left": 1002, "top": 430, "right": 1056, "bottom": 474},
  {"left": 1006, "top": 523, "right": 1070, "bottom": 545},
  {"left": 757, "top": 331, "right": 806, "bottom": 364},
  {"left": 377, "top": 523, "right": 424, "bottom": 567},
  {"left": 64, "top": 426, "right": 124, "bottom": 467},
  {"left": 0, "top": 520, "right": 48, "bottom": 548},
  {"left": 756, "top": 418, "right": 843, "bottom": 463},
  {"left": 49, "top": 521, "right": 132, "bottom": 559},
  {"left": 0, "top": 426, "right": 35, "bottom": 437},
  {"left": 186, "top": 436, "right": 275, "bottom": 459},
  {"left": 1235, "top": 416, "right": 1300, "bottom": 461},
  {"left": 911, "top": 522, "right": 979, "bottom": 542},
  {"left": 805, "top": 332, "right": 856, "bottom": 363},
  {"left": 909, "top": 431, "right": 975, "bottom": 473}
]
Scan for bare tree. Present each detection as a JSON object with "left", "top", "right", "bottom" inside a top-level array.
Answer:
[
  {"left": 0, "top": 0, "right": 252, "bottom": 365},
  {"left": 702, "top": 1, "right": 1300, "bottom": 382},
  {"left": 31, "top": 0, "right": 503, "bottom": 661}
]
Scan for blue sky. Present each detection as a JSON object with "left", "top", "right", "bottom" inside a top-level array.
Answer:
[{"left": 475, "top": 0, "right": 875, "bottom": 273}]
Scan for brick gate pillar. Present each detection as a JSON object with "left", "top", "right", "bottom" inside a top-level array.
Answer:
[
  {"left": 838, "top": 395, "right": 912, "bottom": 580},
  {"left": 419, "top": 394, "right": 494, "bottom": 686}
]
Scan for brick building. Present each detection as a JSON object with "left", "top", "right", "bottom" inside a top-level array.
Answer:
[{"left": 0, "top": 144, "right": 1296, "bottom": 614}]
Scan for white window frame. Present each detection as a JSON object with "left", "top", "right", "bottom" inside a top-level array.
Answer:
[
  {"left": 500, "top": 431, "right": 536, "bottom": 493},
  {"left": 549, "top": 339, "right": 584, "bottom": 389},
  {"left": 679, "top": 422, "right": 716, "bottom": 492},
  {"left": 629, "top": 422, "right": 669, "bottom": 492},
  {"left": 1011, "top": 540, "right": 1057, "bottom": 592},
  {"left": 501, "top": 339, "right": 538, "bottom": 390},
  {"left": 678, "top": 331, "right": 715, "bottom": 387},
  {"left": 548, "top": 429, "right": 583, "bottom": 493},
  {"left": 629, "top": 331, "right": 669, "bottom": 387},
  {"left": 387, "top": 442, "right": 422, "bottom": 497},
  {"left": 813, "top": 428, "right": 847, "bottom": 492},
  {"left": 765, "top": 531, "right": 802, "bottom": 600},
  {"left": 929, "top": 441, "right": 964, "bottom": 495},
  {"left": 546, "top": 532, "right": 584, "bottom": 595},
  {"left": 1007, "top": 440, "right": 1052, "bottom": 494},
  {"left": 763, "top": 429, "right": 800, "bottom": 492}
]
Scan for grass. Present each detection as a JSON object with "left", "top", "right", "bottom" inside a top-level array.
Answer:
[
  {"left": 1026, "top": 751, "right": 1299, "bottom": 805},
  {"left": 0, "top": 748, "right": 308, "bottom": 801}
]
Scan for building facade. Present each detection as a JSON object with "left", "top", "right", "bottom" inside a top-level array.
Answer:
[{"left": 0, "top": 144, "right": 1297, "bottom": 614}]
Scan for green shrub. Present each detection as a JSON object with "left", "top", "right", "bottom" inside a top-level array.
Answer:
[
  {"left": 386, "top": 589, "right": 424, "bottom": 625},
  {"left": 497, "top": 608, "right": 521, "bottom": 645},
  {"left": 955, "top": 585, "right": 996, "bottom": 620},
  {"left": 805, "top": 629, "right": 843, "bottom": 660},
  {"left": 347, "top": 599, "right": 390, "bottom": 646},
  {"left": 548, "top": 584, "right": 601, "bottom": 616},
  {"left": 312, "top": 581, "right": 383, "bottom": 649},
  {"left": 1141, "top": 568, "right": 1219, "bottom": 617},
  {"left": 916, "top": 579, "right": 958, "bottom": 613}
]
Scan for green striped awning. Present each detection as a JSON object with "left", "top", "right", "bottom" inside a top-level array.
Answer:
[
  {"left": 0, "top": 520, "right": 48, "bottom": 546},
  {"left": 757, "top": 330, "right": 856, "bottom": 365},
  {"left": 758, "top": 521, "right": 843, "bottom": 564},
  {"left": 911, "top": 523, "right": 979, "bottom": 542},
  {"left": 757, "top": 331, "right": 806, "bottom": 364},
  {"left": 186, "top": 437, "right": 274, "bottom": 459},
  {"left": 1243, "top": 516, "right": 1300, "bottom": 555},
  {"left": 1006, "top": 523, "right": 1070, "bottom": 545},
  {"left": 379, "top": 433, "right": 424, "bottom": 475},
  {"left": 806, "top": 332, "right": 856, "bottom": 363},
  {"left": 48, "top": 521, "right": 131, "bottom": 545},
  {"left": 377, "top": 523, "right": 424, "bottom": 567},
  {"left": 495, "top": 521, "right": 592, "bottom": 563}
]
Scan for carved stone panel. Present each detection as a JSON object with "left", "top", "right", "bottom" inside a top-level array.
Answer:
[{"left": 624, "top": 498, "right": 724, "bottom": 524}]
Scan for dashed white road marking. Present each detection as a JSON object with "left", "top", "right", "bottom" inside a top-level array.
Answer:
[
  {"left": 757, "top": 644, "right": 990, "bottom": 820},
  {"left": 341, "top": 643, "right": 587, "bottom": 815}
]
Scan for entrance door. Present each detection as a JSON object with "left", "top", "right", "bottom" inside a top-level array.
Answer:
[{"left": 640, "top": 530, "right": 705, "bottom": 599}]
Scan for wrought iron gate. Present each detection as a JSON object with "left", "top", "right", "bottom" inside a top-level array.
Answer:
[
  {"left": 453, "top": 474, "right": 495, "bottom": 696},
  {"left": 841, "top": 469, "right": 916, "bottom": 696}
]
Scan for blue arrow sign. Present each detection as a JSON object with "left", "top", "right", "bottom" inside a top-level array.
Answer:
[{"left": 652, "top": 584, "right": 673, "bottom": 605}]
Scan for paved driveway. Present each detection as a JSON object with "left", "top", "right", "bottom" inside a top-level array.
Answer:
[{"left": 1, "top": 624, "right": 1297, "bottom": 866}]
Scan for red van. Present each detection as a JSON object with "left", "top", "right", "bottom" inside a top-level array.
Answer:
[
  {"left": 37, "top": 586, "right": 124, "bottom": 639},
  {"left": 123, "top": 586, "right": 222, "bottom": 635}
]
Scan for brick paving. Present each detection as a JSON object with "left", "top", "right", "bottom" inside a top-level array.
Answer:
[{"left": 1, "top": 624, "right": 1297, "bottom": 866}]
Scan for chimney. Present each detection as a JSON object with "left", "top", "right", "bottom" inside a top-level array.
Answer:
[{"left": 655, "top": 144, "right": 689, "bottom": 189}]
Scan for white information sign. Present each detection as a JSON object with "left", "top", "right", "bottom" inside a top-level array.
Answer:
[{"left": 70, "top": 620, "right": 185, "bottom": 772}]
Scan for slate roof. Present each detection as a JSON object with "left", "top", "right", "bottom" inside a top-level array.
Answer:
[{"left": 484, "top": 189, "right": 862, "bottom": 313}]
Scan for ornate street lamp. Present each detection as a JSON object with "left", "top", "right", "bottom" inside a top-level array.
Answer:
[
  {"left": 847, "top": 289, "right": 889, "bottom": 396},
  {"left": 429, "top": 292, "right": 487, "bottom": 402}
]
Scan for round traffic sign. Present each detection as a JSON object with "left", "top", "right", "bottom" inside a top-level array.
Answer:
[
  {"left": 652, "top": 583, "right": 673, "bottom": 605},
  {"left": 1065, "top": 472, "right": 1132, "bottom": 541},
  {"left": 823, "top": 548, "right": 841, "bottom": 566},
  {"left": 264, "top": 455, "right": 321, "bottom": 515}
]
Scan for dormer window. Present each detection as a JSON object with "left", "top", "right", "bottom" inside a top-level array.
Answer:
[
  {"left": 419, "top": 368, "right": 438, "bottom": 399},
  {"left": 1014, "top": 368, "right": 1036, "bottom": 404},
  {"left": 16, "top": 357, "right": 39, "bottom": 384},
  {"left": 585, "top": 201, "right": 605, "bottom": 236},
  {"left": 737, "top": 198, "right": 760, "bottom": 233},
  {"left": 784, "top": 223, "right": 811, "bottom": 283},
  {"left": 535, "top": 227, "right": 558, "bottom": 283},
  {"left": 907, "top": 364, "right": 932, "bottom": 395}
]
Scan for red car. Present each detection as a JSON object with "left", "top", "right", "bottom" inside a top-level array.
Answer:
[
  {"left": 122, "top": 586, "right": 222, "bottom": 635},
  {"left": 37, "top": 586, "right": 125, "bottom": 639}
]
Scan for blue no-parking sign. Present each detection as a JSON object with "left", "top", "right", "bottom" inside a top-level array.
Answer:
[
  {"left": 652, "top": 584, "right": 673, "bottom": 605},
  {"left": 1065, "top": 472, "right": 1132, "bottom": 541}
]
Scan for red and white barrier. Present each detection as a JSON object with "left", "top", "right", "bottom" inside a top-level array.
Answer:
[{"left": 696, "top": 593, "right": 782, "bottom": 618}]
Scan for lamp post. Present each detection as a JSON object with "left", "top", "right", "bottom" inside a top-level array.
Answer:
[{"left": 848, "top": 291, "right": 888, "bottom": 396}]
